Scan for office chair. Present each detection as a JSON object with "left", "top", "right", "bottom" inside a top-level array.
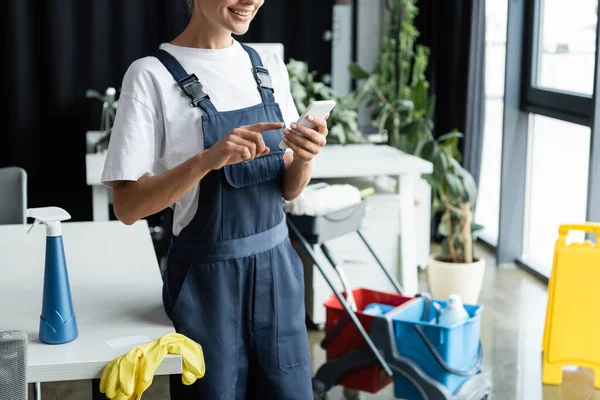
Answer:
[
  {"left": 0, "top": 166, "right": 27, "bottom": 225},
  {"left": 0, "top": 330, "right": 28, "bottom": 400}
]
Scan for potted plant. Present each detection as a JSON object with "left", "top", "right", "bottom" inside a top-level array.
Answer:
[
  {"left": 348, "top": 0, "right": 433, "bottom": 155},
  {"left": 287, "top": 59, "right": 364, "bottom": 145},
  {"left": 418, "top": 131, "right": 486, "bottom": 304}
]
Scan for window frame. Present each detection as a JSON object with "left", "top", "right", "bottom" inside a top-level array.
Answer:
[
  {"left": 521, "top": 0, "right": 595, "bottom": 125},
  {"left": 496, "top": 0, "right": 600, "bottom": 279}
]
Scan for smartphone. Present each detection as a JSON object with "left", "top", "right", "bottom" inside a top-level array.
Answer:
[{"left": 279, "top": 100, "right": 336, "bottom": 150}]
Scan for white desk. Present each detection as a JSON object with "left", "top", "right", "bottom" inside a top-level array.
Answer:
[
  {"left": 311, "top": 144, "right": 433, "bottom": 295},
  {"left": 85, "top": 144, "right": 433, "bottom": 295},
  {"left": 311, "top": 143, "right": 432, "bottom": 179},
  {"left": 0, "top": 220, "right": 180, "bottom": 391}
]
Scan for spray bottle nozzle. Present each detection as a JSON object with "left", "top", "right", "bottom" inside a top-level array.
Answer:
[{"left": 26, "top": 207, "right": 71, "bottom": 237}]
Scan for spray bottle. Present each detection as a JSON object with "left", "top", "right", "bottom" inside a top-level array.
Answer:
[{"left": 27, "top": 207, "right": 78, "bottom": 345}]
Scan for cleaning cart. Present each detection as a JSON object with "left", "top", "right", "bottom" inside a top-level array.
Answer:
[{"left": 285, "top": 184, "right": 492, "bottom": 400}]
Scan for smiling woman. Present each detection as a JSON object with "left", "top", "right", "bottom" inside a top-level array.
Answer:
[
  {"left": 183, "top": 0, "right": 264, "bottom": 38},
  {"left": 100, "top": 0, "right": 327, "bottom": 398}
]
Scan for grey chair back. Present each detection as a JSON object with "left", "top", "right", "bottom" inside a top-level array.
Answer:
[
  {"left": 0, "top": 167, "right": 27, "bottom": 225},
  {"left": 0, "top": 330, "right": 28, "bottom": 400}
]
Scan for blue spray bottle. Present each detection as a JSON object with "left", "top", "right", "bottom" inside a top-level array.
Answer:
[{"left": 27, "top": 207, "right": 78, "bottom": 345}]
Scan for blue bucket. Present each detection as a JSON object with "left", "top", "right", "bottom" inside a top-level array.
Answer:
[{"left": 390, "top": 297, "right": 483, "bottom": 399}]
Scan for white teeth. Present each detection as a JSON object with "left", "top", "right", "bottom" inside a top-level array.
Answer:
[{"left": 229, "top": 8, "right": 251, "bottom": 16}]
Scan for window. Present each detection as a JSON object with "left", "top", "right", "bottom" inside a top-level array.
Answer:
[
  {"left": 476, "top": 0, "right": 508, "bottom": 244},
  {"left": 522, "top": 115, "right": 590, "bottom": 273},
  {"left": 521, "top": 0, "right": 597, "bottom": 126},
  {"left": 534, "top": 0, "right": 597, "bottom": 96},
  {"left": 493, "top": 0, "right": 599, "bottom": 280}
]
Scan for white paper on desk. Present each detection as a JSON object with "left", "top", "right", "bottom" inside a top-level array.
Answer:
[{"left": 104, "top": 335, "right": 151, "bottom": 349}]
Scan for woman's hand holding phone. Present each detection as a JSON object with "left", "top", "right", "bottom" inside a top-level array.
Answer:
[
  {"left": 205, "top": 122, "right": 284, "bottom": 170},
  {"left": 282, "top": 115, "right": 328, "bottom": 163},
  {"left": 280, "top": 100, "right": 334, "bottom": 163}
]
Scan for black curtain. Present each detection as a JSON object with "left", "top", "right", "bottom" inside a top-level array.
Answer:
[
  {"left": 415, "top": 0, "right": 486, "bottom": 241},
  {"left": 0, "top": 0, "right": 332, "bottom": 222},
  {"left": 415, "top": 0, "right": 486, "bottom": 185},
  {"left": 463, "top": 0, "right": 486, "bottom": 188}
]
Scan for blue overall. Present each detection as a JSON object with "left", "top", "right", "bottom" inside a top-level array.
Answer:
[{"left": 154, "top": 45, "right": 313, "bottom": 400}]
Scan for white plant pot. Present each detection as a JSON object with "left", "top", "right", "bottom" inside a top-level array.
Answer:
[{"left": 426, "top": 254, "right": 486, "bottom": 304}]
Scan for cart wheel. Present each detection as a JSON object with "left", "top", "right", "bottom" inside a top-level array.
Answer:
[{"left": 343, "top": 388, "right": 362, "bottom": 400}]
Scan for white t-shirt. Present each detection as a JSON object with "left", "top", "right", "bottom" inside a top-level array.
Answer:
[{"left": 101, "top": 40, "right": 299, "bottom": 236}]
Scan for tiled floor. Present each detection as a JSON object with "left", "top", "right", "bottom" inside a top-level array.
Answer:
[{"left": 31, "top": 246, "right": 600, "bottom": 399}]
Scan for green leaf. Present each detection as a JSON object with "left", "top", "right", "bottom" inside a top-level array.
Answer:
[
  {"left": 363, "top": 74, "right": 380, "bottom": 94},
  {"left": 378, "top": 107, "right": 391, "bottom": 136},
  {"left": 328, "top": 124, "right": 346, "bottom": 144},
  {"left": 373, "top": 102, "right": 389, "bottom": 121},
  {"left": 448, "top": 157, "right": 463, "bottom": 175},
  {"left": 446, "top": 173, "right": 464, "bottom": 197},
  {"left": 436, "top": 131, "right": 464, "bottom": 143},
  {"left": 411, "top": 79, "right": 429, "bottom": 113},
  {"left": 472, "top": 223, "right": 485, "bottom": 232},
  {"left": 419, "top": 140, "right": 437, "bottom": 162},
  {"left": 421, "top": 173, "right": 442, "bottom": 189},
  {"left": 433, "top": 151, "right": 449, "bottom": 179},
  {"left": 462, "top": 170, "right": 478, "bottom": 203},
  {"left": 472, "top": 223, "right": 485, "bottom": 242},
  {"left": 348, "top": 62, "right": 370, "bottom": 80},
  {"left": 438, "top": 213, "right": 450, "bottom": 237}
]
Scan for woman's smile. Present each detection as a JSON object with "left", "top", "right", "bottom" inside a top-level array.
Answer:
[
  {"left": 227, "top": 5, "right": 254, "bottom": 23},
  {"left": 228, "top": 7, "right": 252, "bottom": 16}
]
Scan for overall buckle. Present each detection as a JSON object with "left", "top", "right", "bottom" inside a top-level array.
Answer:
[
  {"left": 177, "top": 74, "right": 209, "bottom": 106},
  {"left": 254, "top": 66, "right": 274, "bottom": 92}
]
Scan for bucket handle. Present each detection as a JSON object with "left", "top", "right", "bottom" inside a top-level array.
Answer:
[{"left": 414, "top": 325, "right": 483, "bottom": 377}]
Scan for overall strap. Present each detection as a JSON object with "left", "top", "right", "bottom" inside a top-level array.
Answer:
[
  {"left": 153, "top": 49, "right": 217, "bottom": 114},
  {"left": 240, "top": 43, "right": 276, "bottom": 104}
]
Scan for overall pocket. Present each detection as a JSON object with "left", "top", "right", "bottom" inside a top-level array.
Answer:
[
  {"left": 221, "top": 150, "right": 287, "bottom": 239},
  {"left": 223, "top": 151, "right": 284, "bottom": 188},
  {"left": 274, "top": 242, "right": 310, "bottom": 373}
]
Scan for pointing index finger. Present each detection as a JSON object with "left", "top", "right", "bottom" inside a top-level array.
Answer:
[{"left": 244, "top": 122, "right": 284, "bottom": 132}]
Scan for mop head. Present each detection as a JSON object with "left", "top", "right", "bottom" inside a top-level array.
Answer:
[{"left": 284, "top": 183, "right": 363, "bottom": 216}]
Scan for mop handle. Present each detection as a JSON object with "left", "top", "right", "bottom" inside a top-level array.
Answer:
[
  {"left": 356, "top": 230, "right": 403, "bottom": 294},
  {"left": 320, "top": 244, "right": 358, "bottom": 312},
  {"left": 286, "top": 216, "right": 393, "bottom": 377}
]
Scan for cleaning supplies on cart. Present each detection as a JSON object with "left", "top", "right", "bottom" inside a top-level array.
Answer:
[
  {"left": 363, "top": 303, "right": 395, "bottom": 316},
  {"left": 437, "top": 294, "right": 469, "bottom": 327},
  {"left": 284, "top": 183, "right": 362, "bottom": 216},
  {"left": 100, "top": 332, "right": 205, "bottom": 400},
  {"left": 26, "top": 207, "right": 78, "bottom": 345}
]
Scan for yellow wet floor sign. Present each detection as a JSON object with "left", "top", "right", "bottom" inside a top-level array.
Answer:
[{"left": 542, "top": 223, "right": 600, "bottom": 389}]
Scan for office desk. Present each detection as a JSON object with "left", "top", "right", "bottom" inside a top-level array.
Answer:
[{"left": 0, "top": 220, "right": 180, "bottom": 398}]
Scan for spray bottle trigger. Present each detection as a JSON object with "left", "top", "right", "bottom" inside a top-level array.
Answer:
[{"left": 27, "top": 219, "right": 41, "bottom": 234}]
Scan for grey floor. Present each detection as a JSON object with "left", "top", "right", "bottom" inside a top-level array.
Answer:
[{"left": 32, "top": 245, "right": 600, "bottom": 400}]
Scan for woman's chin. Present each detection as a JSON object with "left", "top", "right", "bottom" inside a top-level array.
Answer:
[{"left": 229, "top": 23, "right": 251, "bottom": 35}]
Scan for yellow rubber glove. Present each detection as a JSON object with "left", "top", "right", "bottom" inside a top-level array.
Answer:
[
  {"left": 134, "top": 333, "right": 206, "bottom": 399},
  {"left": 100, "top": 341, "right": 156, "bottom": 400},
  {"left": 99, "top": 333, "right": 205, "bottom": 400}
]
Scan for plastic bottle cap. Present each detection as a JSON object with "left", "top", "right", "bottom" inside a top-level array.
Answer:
[{"left": 448, "top": 294, "right": 462, "bottom": 307}]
